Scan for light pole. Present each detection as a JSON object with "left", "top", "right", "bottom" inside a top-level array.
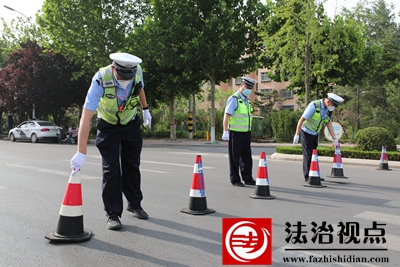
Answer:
[
  {"left": 3, "top": 5, "right": 28, "bottom": 18},
  {"left": 3, "top": 5, "right": 35, "bottom": 119}
]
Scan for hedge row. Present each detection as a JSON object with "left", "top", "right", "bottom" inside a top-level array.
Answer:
[{"left": 275, "top": 146, "right": 400, "bottom": 161}]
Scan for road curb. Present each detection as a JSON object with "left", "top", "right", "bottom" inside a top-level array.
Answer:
[{"left": 270, "top": 153, "right": 400, "bottom": 169}]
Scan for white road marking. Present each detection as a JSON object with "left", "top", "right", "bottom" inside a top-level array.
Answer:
[
  {"left": 354, "top": 211, "right": 400, "bottom": 226},
  {"left": 5, "top": 162, "right": 99, "bottom": 180},
  {"left": 86, "top": 154, "right": 215, "bottom": 168},
  {"left": 62, "top": 160, "right": 169, "bottom": 173},
  {"left": 383, "top": 201, "right": 400, "bottom": 208},
  {"left": 141, "top": 160, "right": 214, "bottom": 169},
  {"left": 351, "top": 211, "right": 400, "bottom": 252},
  {"left": 140, "top": 169, "right": 168, "bottom": 174},
  {"left": 166, "top": 151, "right": 228, "bottom": 157}
]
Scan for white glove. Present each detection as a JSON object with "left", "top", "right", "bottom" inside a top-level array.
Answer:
[
  {"left": 293, "top": 134, "right": 299, "bottom": 144},
  {"left": 222, "top": 130, "right": 229, "bottom": 141},
  {"left": 333, "top": 138, "right": 339, "bottom": 147},
  {"left": 70, "top": 151, "right": 86, "bottom": 176},
  {"left": 143, "top": 109, "right": 152, "bottom": 128}
]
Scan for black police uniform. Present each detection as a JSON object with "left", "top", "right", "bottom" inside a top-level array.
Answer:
[{"left": 96, "top": 115, "right": 143, "bottom": 216}]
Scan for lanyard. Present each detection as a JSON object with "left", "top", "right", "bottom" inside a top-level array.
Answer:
[{"left": 112, "top": 66, "right": 132, "bottom": 111}]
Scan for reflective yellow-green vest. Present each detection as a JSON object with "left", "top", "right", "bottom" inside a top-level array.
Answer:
[
  {"left": 228, "top": 93, "right": 253, "bottom": 132},
  {"left": 97, "top": 65, "right": 142, "bottom": 125},
  {"left": 303, "top": 99, "right": 331, "bottom": 133}
]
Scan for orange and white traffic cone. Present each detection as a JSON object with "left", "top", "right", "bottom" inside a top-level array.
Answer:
[
  {"left": 250, "top": 152, "right": 275, "bottom": 199},
  {"left": 45, "top": 171, "right": 92, "bottom": 243},
  {"left": 303, "top": 149, "right": 326, "bottom": 188},
  {"left": 377, "top": 146, "right": 392, "bottom": 171},
  {"left": 326, "top": 144, "right": 348, "bottom": 179},
  {"left": 181, "top": 155, "right": 215, "bottom": 215}
]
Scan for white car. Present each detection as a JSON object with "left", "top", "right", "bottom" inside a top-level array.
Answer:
[{"left": 8, "top": 120, "right": 61, "bottom": 143}]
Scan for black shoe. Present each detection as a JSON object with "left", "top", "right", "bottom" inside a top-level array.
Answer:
[
  {"left": 106, "top": 212, "right": 122, "bottom": 230},
  {"left": 126, "top": 205, "right": 149, "bottom": 220},
  {"left": 320, "top": 178, "right": 325, "bottom": 181},
  {"left": 232, "top": 182, "right": 245, "bottom": 187},
  {"left": 244, "top": 180, "right": 256, "bottom": 186}
]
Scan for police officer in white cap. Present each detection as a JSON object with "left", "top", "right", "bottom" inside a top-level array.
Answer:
[
  {"left": 293, "top": 92, "right": 344, "bottom": 182},
  {"left": 222, "top": 77, "right": 257, "bottom": 187},
  {"left": 70, "top": 52, "right": 152, "bottom": 230}
]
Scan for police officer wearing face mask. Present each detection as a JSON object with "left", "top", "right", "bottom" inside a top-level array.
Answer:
[
  {"left": 70, "top": 52, "right": 152, "bottom": 230},
  {"left": 222, "top": 77, "right": 257, "bottom": 187},
  {"left": 293, "top": 93, "right": 344, "bottom": 182}
]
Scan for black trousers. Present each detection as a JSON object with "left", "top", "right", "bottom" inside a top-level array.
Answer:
[
  {"left": 96, "top": 116, "right": 143, "bottom": 216},
  {"left": 301, "top": 129, "right": 319, "bottom": 180},
  {"left": 228, "top": 131, "right": 253, "bottom": 183}
]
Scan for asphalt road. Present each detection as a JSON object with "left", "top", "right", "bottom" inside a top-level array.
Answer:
[{"left": 0, "top": 140, "right": 399, "bottom": 267}]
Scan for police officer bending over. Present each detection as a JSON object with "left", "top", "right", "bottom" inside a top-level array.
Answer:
[
  {"left": 70, "top": 52, "right": 152, "bottom": 230},
  {"left": 293, "top": 93, "right": 344, "bottom": 183}
]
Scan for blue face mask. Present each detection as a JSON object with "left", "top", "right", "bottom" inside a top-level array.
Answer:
[{"left": 243, "top": 88, "right": 252, "bottom": 97}]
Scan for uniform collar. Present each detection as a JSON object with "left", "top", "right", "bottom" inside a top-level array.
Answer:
[{"left": 237, "top": 91, "right": 247, "bottom": 99}]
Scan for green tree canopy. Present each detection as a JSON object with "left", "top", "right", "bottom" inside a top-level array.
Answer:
[
  {"left": 38, "top": 0, "right": 152, "bottom": 77},
  {"left": 337, "top": 0, "right": 400, "bottom": 136},
  {"left": 134, "top": 0, "right": 267, "bottom": 142},
  {"left": 259, "top": 0, "right": 368, "bottom": 105}
]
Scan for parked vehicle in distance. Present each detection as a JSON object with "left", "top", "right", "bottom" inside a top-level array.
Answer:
[
  {"left": 8, "top": 120, "right": 61, "bottom": 143},
  {"left": 57, "top": 127, "right": 79, "bottom": 144}
]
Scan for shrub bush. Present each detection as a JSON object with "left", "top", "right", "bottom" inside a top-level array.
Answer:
[
  {"left": 275, "top": 146, "right": 400, "bottom": 161},
  {"left": 267, "top": 110, "right": 301, "bottom": 141},
  {"left": 354, "top": 127, "right": 397, "bottom": 151}
]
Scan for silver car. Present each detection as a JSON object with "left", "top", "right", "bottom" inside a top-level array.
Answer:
[{"left": 8, "top": 120, "right": 61, "bottom": 143}]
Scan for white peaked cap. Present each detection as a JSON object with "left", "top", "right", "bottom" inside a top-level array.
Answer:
[
  {"left": 241, "top": 77, "right": 258, "bottom": 89},
  {"left": 109, "top": 53, "right": 142, "bottom": 69},
  {"left": 327, "top": 93, "right": 344, "bottom": 106}
]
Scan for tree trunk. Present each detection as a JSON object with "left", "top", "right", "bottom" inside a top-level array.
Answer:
[
  {"left": 383, "top": 87, "right": 387, "bottom": 110},
  {"left": 193, "top": 94, "right": 197, "bottom": 140},
  {"left": 356, "top": 85, "right": 360, "bottom": 130},
  {"left": 169, "top": 94, "right": 176, "bottom": 141},
  {"left": 305, "top": 32, "right": 311, "bottom": 105},
  {"left": 210, "top": 80, "right": 216, "bottom": 143}
]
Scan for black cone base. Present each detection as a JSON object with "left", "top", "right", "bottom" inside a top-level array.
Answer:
[
  {"left": 181, "top": 197, "right": 215, "bottom": 215},
  {"left": 303, "top": 176, "right": 326, "bottom": 188},
  {"left": 377, "top": 163, "right": 391, "bottom": 171},
  {"left": 326, "top": 168, "right": 348, "bottom": 179},
  {"left": 45, "top": 215, "right": 92, "bottom": 243},
  {"left": 45, "top": 229, "right": 92, "bottom": 243},
  {"left": 249, "top": 185, "right": 275, "bottom": 199}
]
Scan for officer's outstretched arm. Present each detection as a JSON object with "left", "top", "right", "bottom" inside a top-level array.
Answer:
[
  {"left": 77, "top": 108, "right": 95, "bottom": 155},
  {"left": 295, "top": 117, "right": 306, "bottom": 136},
  {"left": 138, "top": 88, "right": 148, "bottom": 108},
  {"left": 223, "top": 113, "right": 230, "bottom": 132}
]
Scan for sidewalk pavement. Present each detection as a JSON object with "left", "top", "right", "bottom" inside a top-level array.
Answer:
[{"left": 2, "top": 134, "right": 399, "bottom": 169}]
